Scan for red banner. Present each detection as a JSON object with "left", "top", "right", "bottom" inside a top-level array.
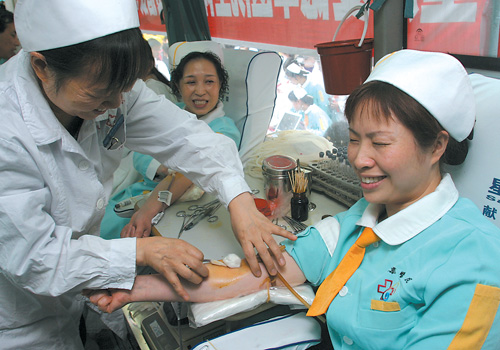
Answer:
[
  {"left": 137, "top": 0, "right": 165, "bottom": 33},
  {"left": 137, "top": 0, "right": 374, "bottom": 50},
  {"left": 137, "top": 0, "right": 498, "bottom": 57},
  {"left": 407, "top": 0, "right": 497, "bottom": 57},
  {"left": 205, "top": 0, "right": 373, "bottom": 50}
]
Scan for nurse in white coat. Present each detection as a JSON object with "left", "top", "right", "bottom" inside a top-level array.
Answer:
[{"left": 0, "top": 0, "right": 294, "bottom": 348}]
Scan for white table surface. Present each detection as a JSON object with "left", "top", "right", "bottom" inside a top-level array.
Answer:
[{"left": 153, "top": 173, "right": 348, "bottom": 260}]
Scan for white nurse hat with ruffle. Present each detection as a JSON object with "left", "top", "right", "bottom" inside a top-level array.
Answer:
[
  {"left": 292, "top": 86, "right": 307, "bottom": 100},
  {"left": 168, "top": 40, "right": 225, "bottom": 68},
  {"left": 15, "top": 0, "right": 140, "bottom": 52},
  {"left": 365, "top": 49, "right": 475, "bottom": 142},
  {"left": 286, "top": 62, "right": 309, "bottom": 76}
]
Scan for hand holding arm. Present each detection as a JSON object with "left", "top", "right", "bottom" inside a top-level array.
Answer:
[
  {"left": 135, "top": 236, "right": 209, "bottom": 301},
  {"left": 228, "top": 192, "right": 297, "bottom": 277}
]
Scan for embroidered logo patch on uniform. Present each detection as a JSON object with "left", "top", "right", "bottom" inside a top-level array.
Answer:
[{"left": 377, "top": 266, "right": 414, "bottom": 301}]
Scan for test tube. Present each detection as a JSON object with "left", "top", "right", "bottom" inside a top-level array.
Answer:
[
  {"left": 331, "top": 154, "right": 337, "bottom": 174},
  {"left": 319, "top": 151, "right": 325, "bottom": 170},
  {"left": 339, "top": 155, "right": 347, "bottom": 179},
  {"left": 325, "top": 150, "right": 332, "bottom": 172}
]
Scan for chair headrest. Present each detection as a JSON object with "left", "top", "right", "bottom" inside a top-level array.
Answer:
[{"left": 168, "top": 41, "right": 224, "bottom": 68}]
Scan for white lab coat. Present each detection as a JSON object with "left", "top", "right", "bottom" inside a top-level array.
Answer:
[{"left": 0, "top": 51, "right": 250, "bottom": 349}]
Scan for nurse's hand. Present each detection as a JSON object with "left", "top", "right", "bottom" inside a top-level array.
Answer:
[
  {"left": 228, "top": 192, "right": 297, "bottom": 277},
  {"left": 84, "top": 289, "right": 130, "bottom": 314},
  {"left": 121, "top": 210, "right": 154, "bottom": 238},
  {"left": 135, "top": 237, "right": 209, "bottom": 301}
]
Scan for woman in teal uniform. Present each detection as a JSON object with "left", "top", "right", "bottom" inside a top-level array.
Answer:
[
  {"left": 285, "top": 61, "right": 331, "bottom": 118},
  {"left": 89, "top": 50, "right": 500, "bottom": 349},
  {"left": 101, "top": 51, "right": 241, "bottom": 239}
]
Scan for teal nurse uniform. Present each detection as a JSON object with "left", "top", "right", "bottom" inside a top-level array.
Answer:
[{"left": 284, "top": 174, "right": 500, "bottom": 349}]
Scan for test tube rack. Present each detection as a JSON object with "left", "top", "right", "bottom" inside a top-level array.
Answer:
[{"left": 310, "top": 147, "right": 363, "bottom": 208}]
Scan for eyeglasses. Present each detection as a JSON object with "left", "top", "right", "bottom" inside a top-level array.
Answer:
[{"left": 103, "top": 114, "right": 124, "bottom": 150}]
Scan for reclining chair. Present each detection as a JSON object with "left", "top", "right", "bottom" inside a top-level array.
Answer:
[{"left": 446, "top": 73, "right": 500, "bottom": 229}]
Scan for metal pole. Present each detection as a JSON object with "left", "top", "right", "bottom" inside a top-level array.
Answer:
[
  {"left": 373, "top": 0, "right": 405, "bottom": 62},
  {"left": 486, "top": 0, "right": 500, "bottom": 57}
]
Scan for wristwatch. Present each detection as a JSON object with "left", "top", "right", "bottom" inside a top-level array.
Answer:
[{"left": 151, "top": 173, "right": 176, "bottom": 226}]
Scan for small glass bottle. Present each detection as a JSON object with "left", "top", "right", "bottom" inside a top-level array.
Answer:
[{"left": 291, "top": 191, "right": 309, "bottom": 222}]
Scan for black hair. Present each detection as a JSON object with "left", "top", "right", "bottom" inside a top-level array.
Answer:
[
  {"left": 170, "top": 51, "right": 229, "bottom": 101},
  {"left": 39, "top": 28, "right": 150, "bottom": 93},
  {"left": 149, "top": 66, "right": 171, "bottom": 87},
  {"left": 288, "top": 90, "right": 298, "bottom": 102},
  {"left": 300, "top": 94, "right": 314, "bottom": 106},
  {"left": 0, "top": 4, "right": 14, "bottom": 33},
  {"left": 345, "top": 81, "right": 469, "bottom": 166}
]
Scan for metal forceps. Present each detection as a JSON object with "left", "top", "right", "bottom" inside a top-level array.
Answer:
[
  {"left": 176, "top": 209, "right": 202, "bottom": 238},
  {"left": 176, "top": 199, "right": 221, "bottom": 238},
  {"left": 183, "top": 202, "right": 221, "bottom": 232},
  {"left": 187, "top": 199, "right": 220, "bottom": 212}
]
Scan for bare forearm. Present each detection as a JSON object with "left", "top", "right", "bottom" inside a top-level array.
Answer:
[
  {"left": 90, "top": 252, "right": 306, "bottom": 312},
  {"left": 127, "top": 262, "right": 267, "bottom": 303},
  {"left": 153, "top": 173, "right": 193, "bottom": 201},
  {"left": 138, "top": 173, "right": 194, "bottom": 219},
  {"left": 130, "top": 254, "right": 305, "bottom": 303}
]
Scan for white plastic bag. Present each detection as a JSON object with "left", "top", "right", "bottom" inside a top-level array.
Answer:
[{"left": 189, "top": 284, "right": 315, "bottom": 328}]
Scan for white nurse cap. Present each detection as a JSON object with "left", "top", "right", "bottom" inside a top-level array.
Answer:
[
  {"left": 292, "top": 86, "right": 307, "bottom": 100},
  {"left": 365, "top": 49, "right": 475, "bottom": 142},
  {"left": 15, "top": 0, "right": 140, "bottom": 52},
  {"left": 286, "top": 62, "right": 309, "bottom": 76},
  {"left": 168, "top": 40, "right": 225, "bottom": 68}
]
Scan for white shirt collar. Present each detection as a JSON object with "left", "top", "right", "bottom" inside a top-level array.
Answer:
[
  {"left": 356, "top": 173, "right": 459, "bottom": 245},
  {"left": 198, "top": 101, "right": 225, "bottom": 124}
]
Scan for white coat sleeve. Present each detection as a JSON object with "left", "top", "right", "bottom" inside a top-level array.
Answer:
[
  {"left": 122, "top": 81, "right": 251, "bottom": 207},
  {"left": 0, "top": 137, "right": 136, "bottom": 296}
]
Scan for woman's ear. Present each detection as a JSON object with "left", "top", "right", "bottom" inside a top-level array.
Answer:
[
  {"left": 30, "top": 52, "right": 51, "bottom": 83},
  {"left": 432, "top": 130, "right": 449, "bottom": 164}
]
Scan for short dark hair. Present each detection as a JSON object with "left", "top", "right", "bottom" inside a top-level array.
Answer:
[
  {"left": 170, "top": 51, "right": 229, "bottom": 100},
  {"left": 300, "top": 94, "right": 314, "bottom": 106},
  {"left": 345, "top": 80, "right": 468, "bottom": 165},
  {"left": 0, "top": 5, "right": 14, "bottom": 33},
  {"left": 39, "top": 28, "right": 150, "bottom": 93}
]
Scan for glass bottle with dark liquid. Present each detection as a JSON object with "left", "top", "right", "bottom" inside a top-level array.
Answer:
[{"left": 291, "top": 191, "right": 309, "bottom": 222}]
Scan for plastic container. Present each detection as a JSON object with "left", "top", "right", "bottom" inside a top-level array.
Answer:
[{"left": 315, "top": 38, "right": 373, "bottom": 95}]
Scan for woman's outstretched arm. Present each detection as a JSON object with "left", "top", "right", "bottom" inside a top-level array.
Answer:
[{"left": 87, "top": 251, "right": 305, "bottom": 313}]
